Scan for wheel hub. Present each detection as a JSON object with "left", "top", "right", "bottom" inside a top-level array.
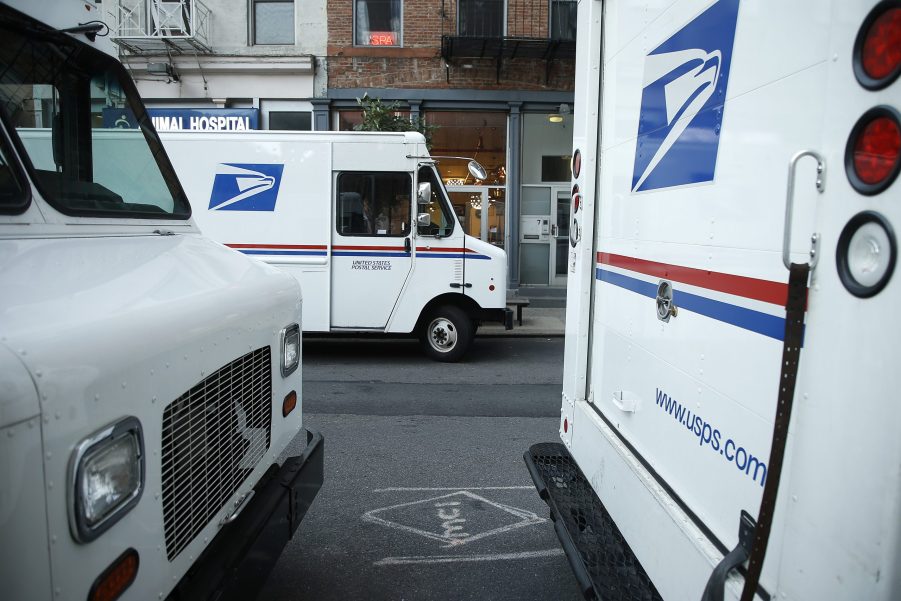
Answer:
[{"left": 429, "top": 318, "right": 457, "bottom": 351}]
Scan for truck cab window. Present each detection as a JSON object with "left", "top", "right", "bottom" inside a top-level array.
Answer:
[
  {"left": 0, "top": 21, "right": 189, "bottom": 218},
  {"left": 336, "top": 171, "right": 411, "bottom": 236},
  {"left": 417, "top": 165, "right": 454, "bottom": 237},
  {"left": 0, "top": 138, "right": 26, "bottom": 213}
]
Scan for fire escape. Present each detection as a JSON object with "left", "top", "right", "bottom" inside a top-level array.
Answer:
[
  {"left": 441, "top": 0, "right": 576, "bottom": 83},
  {"left": 111, "top": 0, "right": 212, "bottom": 55}
]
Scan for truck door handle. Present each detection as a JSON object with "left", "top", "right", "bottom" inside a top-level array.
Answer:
[
  {"left": 450, "top": 283, "right": 462, "bottom": 288},
  {"left": 404, "top": 238, "right": 411, "bottom": 253}
]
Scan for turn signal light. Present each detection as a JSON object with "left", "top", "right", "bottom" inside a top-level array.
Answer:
[
  {"left": 89, "top": 548, "right": 138, "bottom": 601},
  {"left": 854, "top": 3, "right": 901, "bottom": 89},
  {"left": 846, "top": 107, "right": 901, "bottom": 194},
  {"left": 283, "top": 390, "right": 297, "bottom": 417}
]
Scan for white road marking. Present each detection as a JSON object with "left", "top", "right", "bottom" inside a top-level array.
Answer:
[
  {"left": 362, "top": 490, "right": 545, "bottom": 548},
  {"left": 374, "top": 549, "right": 565, "bottom": 566},
  {"left": 373, "top": 486, "right": 534, "bottom": 493}
]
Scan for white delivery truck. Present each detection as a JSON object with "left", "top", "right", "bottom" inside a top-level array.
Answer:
[
  {"left": 159, "top": 130, "right": 513, "bottom": 362},
  {"left": 0, "top": 2, "right": 322, "bottom": 600},
  {"left": 526, "top": 1, "right": 900, "bottom": 600}
]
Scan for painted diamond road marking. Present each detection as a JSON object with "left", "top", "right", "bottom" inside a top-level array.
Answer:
[{"left": 363, "top": 490, "right": 546, "bottom": 548}]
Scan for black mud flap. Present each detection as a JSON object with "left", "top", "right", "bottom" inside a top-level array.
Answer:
[
  {"left": 525, "top": 442, "right": 662, "bottom": 601},
  {"left": 168, "top": 429, "right": 324, "bottom": 601}
]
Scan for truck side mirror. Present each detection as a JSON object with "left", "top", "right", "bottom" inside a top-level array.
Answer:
[
  {"left": 417, "top": 182, "right": 431, "bottom": 204},
  {"left": 417, "top": 213, "right": 432, "bottom": 227},
  {"left": 468, "top": 160, "right": 487, "bottom": 181}
]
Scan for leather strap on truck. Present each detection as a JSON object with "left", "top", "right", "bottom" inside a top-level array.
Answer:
[{"left": 739, "top": 262, "right": 810, "bottom": 601}]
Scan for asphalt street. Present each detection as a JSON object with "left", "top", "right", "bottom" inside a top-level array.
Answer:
[{"left": 257, "top": 335, "right": 582, "bottom": 601}]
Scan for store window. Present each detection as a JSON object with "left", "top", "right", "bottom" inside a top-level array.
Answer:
[
  {"left": 550, "top": 0, "right": 576, "bottom": 41},
  {"left": 335, "top": 108, "right": 410, "bottom": 131},
  {"left": 252, "top": 0, "right": 295, "bottom": 45},
  {"left": 428, "top": 111, "right": 507, "bottom": 248},
  {"left": 458, "top": 0, "right": 504, "bottom": 37},
  {"left": 427, "top": 111, "right": 507, "bottom": 185},
  {"left": 269, "top": 111, "right": 312, "bottom": 131},
  {"left": 336, "top": 172, "right": 411, "bottom": 237},
  {"left": 355, "top": 0, "right": 402, "bottom": 46}
]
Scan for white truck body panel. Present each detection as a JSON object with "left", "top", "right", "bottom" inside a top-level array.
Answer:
[
  {"left": 160, "top": 130, "right": 508, "bottom": 337},
  {"left": 552, "top": 0, "right": 901, "bottom": 599},
  {"left": 0, "top": 4, "right": 321, "bottom": 599}
]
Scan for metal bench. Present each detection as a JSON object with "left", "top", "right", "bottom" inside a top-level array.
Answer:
[{"left": 506, "top": 298, "right": 530, "bottom": 326}]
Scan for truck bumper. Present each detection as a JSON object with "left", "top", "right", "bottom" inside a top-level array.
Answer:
[
  {"left": 168, "top": 429, "right": 324, "bottom": 601},
  {"left": 524, "top": 443, "right": 661, "bottom": 601}
]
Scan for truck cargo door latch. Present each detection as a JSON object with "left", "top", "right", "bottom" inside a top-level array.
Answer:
[
  {"left": 656, "top": 280, "right": 677, "bottom": 322},
  {"left": 700, "top": 510, "right": 756, "bottom": 601}
]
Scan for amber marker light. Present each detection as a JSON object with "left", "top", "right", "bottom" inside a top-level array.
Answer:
[
  {"left": 89, "top": 548, "right": 138, "bottom": 601},
  {"left": 283, "top": 390, "right": 298, "bottom": 417}
]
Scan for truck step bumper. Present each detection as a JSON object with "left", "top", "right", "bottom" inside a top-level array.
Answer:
[
  {"left": 169, "top": 429, "right": 324, "bottom": 601},
  {"left": 524, "top": 442, "right": 662, "bottom": 601}
]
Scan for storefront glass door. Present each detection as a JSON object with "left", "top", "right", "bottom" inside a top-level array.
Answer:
[
  {"left": 520, "top": 185, "right": 569, "bottom": 285},
  {"left": 448, "top": 186, "right": 506, "bottom": 249}
]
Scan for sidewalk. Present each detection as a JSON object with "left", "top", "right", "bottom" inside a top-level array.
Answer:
[{"left": 478, "top": 306, "right": 566, "bottom": 337}]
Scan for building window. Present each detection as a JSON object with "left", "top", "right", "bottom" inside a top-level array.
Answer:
[
  {"left": 458, "top": 0, "right": 504, "bottom": 37},
  {"left": 550, "top": 0, "right": 576, "bottom": 41},
  {"left": 269, "top": 111, "right": 312, "bottom": 130},
  {"left": 354, "top": 0, "right": 402, "bottom": 46},
  {"left": 253, "top": 0, "right": 295, "bottom": 45}
]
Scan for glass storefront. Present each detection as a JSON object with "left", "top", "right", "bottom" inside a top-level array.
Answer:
[{"left": 331, "top": 105, "right": 574, "bottom": 286}]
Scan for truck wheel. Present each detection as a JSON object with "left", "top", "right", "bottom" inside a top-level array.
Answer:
[{"left": 420, "top": 305, "right": 472, "bottom": 362}]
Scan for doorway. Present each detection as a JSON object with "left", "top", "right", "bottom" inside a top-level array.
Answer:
[{"left": 519, "top": 185, "right": 570, "bottom": 286}]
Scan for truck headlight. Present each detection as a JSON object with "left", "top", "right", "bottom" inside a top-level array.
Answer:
[
  {"left": 69, "top": 417, "right": 144, "bottom": 543},
  {"left": 280, "top": 323, "right": 300, "bottom": 377}
]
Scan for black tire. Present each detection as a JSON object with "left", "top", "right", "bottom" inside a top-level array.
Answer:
[{"left": 419, "top": 305, "right": 473, "bottom": 362}]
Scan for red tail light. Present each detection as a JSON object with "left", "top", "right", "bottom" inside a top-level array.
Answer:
[
  {"left": 572, "top": 184, "right": 581, "bottom": 213},
  {"left": 854, "top": 2, "right": 901, "bottom": 89},
  {"left": 571, "top": 149, "right": 582, "bottom": 178},
  {"left": 846, "top": 107, "right": 901, "bottom": 194}
]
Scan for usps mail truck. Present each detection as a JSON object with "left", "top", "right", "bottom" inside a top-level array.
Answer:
[
  {"left": 0, "top": 2, "right": 322, "bottom": 600},
  {"left": 526, "top": 1, "right": 900, "bottom": 600},
  {"left": 160, "top": 130, "right": 512, "bottom": 361}
]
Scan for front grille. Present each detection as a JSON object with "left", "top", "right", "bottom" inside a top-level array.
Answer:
[{"left": 161, "top": 346, "right": 272, "bottom": 561}]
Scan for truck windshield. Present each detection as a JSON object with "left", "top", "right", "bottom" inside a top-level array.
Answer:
[{"left": 0, "top": 12, "right": 189, "bottom": 218}]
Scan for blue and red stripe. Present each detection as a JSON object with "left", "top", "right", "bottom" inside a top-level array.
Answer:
[
  {"left": 227, "top": 243, "right": 328, "bottom": 256},
  {"left": 596, "top": 253, "right": 796, "bottom": 341},
  {"left": 226, "top": 243, "right": 491, "bottom": 260}
]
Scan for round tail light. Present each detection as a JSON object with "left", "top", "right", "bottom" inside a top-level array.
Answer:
[
  {"left": 845, "top": 106, "right": 901, "bottom": 194},
  {"left": 571, "top": 149, "right": 582, "bottom": 178},
  {"left": 854, "top": 2, "right": 901, "bottom": 90},
  {"left": 571, "top": 184, "right": 581, "bottom": 214},
  {"left": 836, "top": 211, "right": 896, "bottom": 297}
]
